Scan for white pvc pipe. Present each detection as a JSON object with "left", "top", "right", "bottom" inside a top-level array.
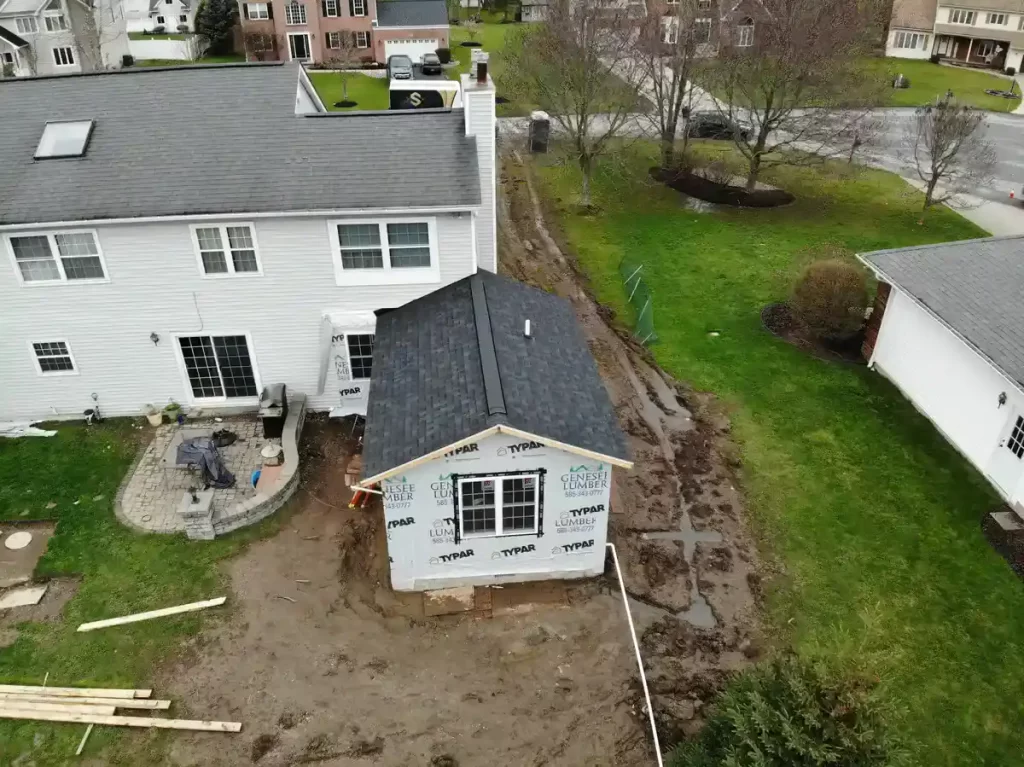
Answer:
[{"left": 606, "top": 542, "right": 665, "bottom": 767}]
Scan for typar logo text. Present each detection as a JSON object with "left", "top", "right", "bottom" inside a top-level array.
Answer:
[
  {"left": 497, "top": 441, "right": 545, "bottom": 457},
  {"left": 491, "top": 544, "right": 536, "bottom": 559},
  {"left": 556, "top": 504, "right": 604, "bottom": 534},
  {"left": 429, "top": 549, "right": 475, "bottom": 565},
  {"left": 387, "top": 517, "right": 414, "bottom": 529},
  {"left": 561, "top": 463, "right": 609, "bottom": 498},
  {"left": 429, "top": 516, "right": 456, "bottom": 545},
  {"left": 551, "top": 539, "right": 595, "bottom": 555},
  {"left": 444, "top": 443, "right": 479, "bottom": 460}
]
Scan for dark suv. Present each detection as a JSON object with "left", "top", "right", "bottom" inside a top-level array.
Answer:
[{"left": 421, "top": 52, "right": 442, "bottom": 75}]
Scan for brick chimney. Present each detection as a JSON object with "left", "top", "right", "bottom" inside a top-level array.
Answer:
[{"left": 461, "top": 67, "right": 497, "bottom": 273}]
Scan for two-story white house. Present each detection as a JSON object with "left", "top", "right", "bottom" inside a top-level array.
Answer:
[
  {"left": 886, "top": 0, "right": 1024, "bottom": 72},
  {"left": 0, "top": 0, "right": 128, "bottom": 76},
  {"left": 0, "top": 62, "right": 497, "bottom": 422},
  {"left": 125, "top": 0, "right": 194, "bottom": 33}
]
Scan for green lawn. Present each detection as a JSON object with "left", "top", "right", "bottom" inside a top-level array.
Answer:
[
  {"left": 307, "top": 71, "right": 390, "bottom": 111},
  {"left": 449, "top": 21, "right": 526, "bottom": 116},
  {"left": 128, "top": 32, "right": 189, "bottom": 40},
  {"left": 134, "top": 55, "right": 245, "bottom": 66},
  {"left": 0, "top": 423, "right": 287, "bottom": 763},
  {"left": 864, "top": 57, "right": 1021, "bottom": 112},
  {"left": 534, "top": 144, "right": 1024, "bottom": 765}
]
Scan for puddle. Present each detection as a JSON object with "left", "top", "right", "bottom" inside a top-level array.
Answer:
[{"left": 643, "top": 507, "right": 722, "bottom": 628}]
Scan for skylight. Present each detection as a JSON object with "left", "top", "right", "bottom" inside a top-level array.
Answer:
[{"left": 35, "top": 120, "right": 94, "bottom": 159}]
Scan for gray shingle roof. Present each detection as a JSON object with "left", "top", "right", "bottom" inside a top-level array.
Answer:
[
  {"left": 0, "top": 23, "right": 29, "bottom": 47},
  {"left": 362, "top": 271, "right": 630, "bottom": 479},
  {"left": 861, "top": 235, "right": 1024, "bottom": 387},
  {"left": 376, "top": 0, "right": 448, "bottom": 27},
  {"left": 0, "top": 0, "right": 46, "bottom": 15},
  {"left": 0, "top": 64, "right": 481, "bottom": 225}
]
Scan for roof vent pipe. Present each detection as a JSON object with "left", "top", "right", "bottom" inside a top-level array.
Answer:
[
  {"left": 477, "top": 60, "right": 488, "bottom": 85},
  {"left": 524, "top": 319, "right": 531, "bottom": 338}
]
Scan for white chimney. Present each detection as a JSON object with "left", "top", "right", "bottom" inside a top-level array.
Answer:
[{"left": 462, "top": 64, "right": 497, "bottom": 274}]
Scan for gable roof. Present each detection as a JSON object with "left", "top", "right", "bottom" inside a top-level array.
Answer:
[
  {"left": 376, "top": 0, "right": 448, "bottom": 27},
  {"left": 361, "top": 271, "right": 631, "bottom": 483},
  {"left": 149, "top": 0, "right": 189, "bottom": 12},
  {"left": 860, "top": 235, "right": 1024, "bottom": 388},
  {"left": 889, "top": 0, "right": 937, "bottom": 30},
  {"left": 0, "top": 23, "right": 28, "bottom": 46},
  {"left": 0, "top": 0, "right": 47, "bottom": 15},
  {"left": 0, "top": 63, "right": 481, "bottom": 226}
]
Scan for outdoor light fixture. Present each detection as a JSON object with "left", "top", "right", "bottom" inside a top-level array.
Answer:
[
  {"left": 150, "top": 332, "right": 160, "bottom": 346},
  {"left": 998, "top": 392, "right": 1007, "bottom": 408}
]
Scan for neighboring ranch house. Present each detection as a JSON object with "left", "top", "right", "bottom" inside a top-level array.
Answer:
[
  {"left": 359, "top": 271, "right": 632, "bottom": 591},
  {"left": 0, "top": 63, "right": 497, "bottom": 422},
  {"left": 860, "top": 236, "right": 1024, "bottom": 515},
  {"left": 886, "top": 0, "right": 1024, "bottom": 71}
]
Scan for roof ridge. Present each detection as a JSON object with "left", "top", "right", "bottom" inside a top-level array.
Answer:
[{"left": 470, "top": 272, "right": 507, "bottom": 421}]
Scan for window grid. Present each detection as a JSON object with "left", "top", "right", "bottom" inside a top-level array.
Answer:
[
  {"left": 949, "top": 8, "right": 974, "bottom": 24},
  {"left": 386, "top": 223, "right": 431, "bottom": 268},
  {"left": 285, "top": 1, "right": 306, "bottom": 24},
  {"left": 178, "top": 335, "right": 257, "bottom": 400},
  {"left": 324, "top": 0, "right": 338, "bottom": 15},
  {"left": 327, "top": 31, "right": 341, "bottom": 48},
  {"left": 987, "top": 12, "right": 1007, "bottom": 25},
  {"left": 346, "top": 334, "right": 374, "bottom": 379},
  {"left": 247, "top": 2, "right": 269, "bottom": 18},
  {"left": 45, "top": 13, "right": 68, "bottom": 31},
  {"left": 895, "top": 31, "right": 927, "bottom": 49},
  {"left": 355, "top": 30, "right": 368, "bottom": 48},
  {"left": 213, "top": 336, "right": 258, "bottom": 397},
  {"left": 9, "top": 232, "right": 105, "bottom": 283},
  {"left": 337, "top": 224, "right": 384, "bottom": 269},
  {"left": 15, "top": 16, "right": 38, "bottom": 33},
  {"left": 1008, "top": 417, "right": 1024, "bottom": 459},
  {"left": 458, "top": 474, "right": 539, "bottom": 538},
  {"left": 352, "top": 0, "right": 365, "bottom": 16},
  {"left": 334, "top": 221, "right": 432, "bottom": 273},
  {"left": 52, "top": 46, "right": 74, "bottom": 66},
  {"left": 32, "top": 341, "right": 75, "bottom": 374},
  {"left": 194, "top": 225, "right": 260, "bottom": 275}
]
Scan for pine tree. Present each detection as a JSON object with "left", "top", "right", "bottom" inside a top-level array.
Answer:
[{"left": 196, "top": 0, "right": 238, "bottom": 56}]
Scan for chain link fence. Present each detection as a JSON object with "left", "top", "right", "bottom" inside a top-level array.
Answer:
[{"left": 619, "top": 259, "right": 658, "bottom": 345}]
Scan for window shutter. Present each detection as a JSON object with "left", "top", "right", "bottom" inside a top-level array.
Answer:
[
  {"left": 348, "top": 0, "right": 355, "bottom": 16},
  {"left": 267, "top": 2, "right": 274, "bottom": 18},
  {"left": 321, "top": 0, "right": 327, "bottom": 15},
  {"left": 242, "top": 3, "right": 249, "bottom": 19}
]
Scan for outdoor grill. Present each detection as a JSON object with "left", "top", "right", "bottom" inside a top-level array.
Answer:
[{"left": 258, "top": 383, "right": 288, "bottom": 439}]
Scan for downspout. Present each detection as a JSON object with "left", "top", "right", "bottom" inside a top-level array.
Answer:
[{"left": 606, "top": 542, "right": 664, "bottom": 767}]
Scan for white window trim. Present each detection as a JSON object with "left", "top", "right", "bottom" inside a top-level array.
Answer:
[
  {"left": 324, "top": 0, "right": 339, "bottom": 16},
  {"left": 351, "top": 0, "right": 365, "bottom": 17},
  {"left": 4, "top": 230, "right": 109, "bottom": 286},
  {"left": 345, "top": 332, "right": 374, "bottom": 381},
  {"left": 52, "top": 46, "right": 75, "bottom": 66},
  {"left": 737, "top": 21, "right": 754, "bottom": 47},
  {"left": 458, "top": 474, "right": 540, "bottom": 539},
  {"left": 327, "top": 30, "right": 341, "bottom": 48},
  {"left": 15, "top": 16, "right": 38, "bottom": 33},
  {"left": 287, "top": 31, "right": 311, "bottom": 60},
  {"left": 949, "top": 8, "right": 975, "bottom": 25},
  {"left": 247, "top": 2, "right": 269, "bottom": 19},
  {"left": 328, "top": 217, "right": 440, "bottom": 287},
  {"left": 44, "top": 11, "right": 68, "bottom": 32},
  {"left": 171, "top": 331, "right": 263, "bottom": 405},
  {"left": 28, "top": 339, "right": 78, "bottom": 377},
  {"left": 355, "top": 30, "right": 368, "bottom": 48},
  {"left": 285, "top": 1, "right": 306, "bottom": 24},
  {"left": 189, "top": 223, "right": 263, "bottom": 278},
  {"left": 986, "top": 12, "right": 1007, "bottom": 25}
]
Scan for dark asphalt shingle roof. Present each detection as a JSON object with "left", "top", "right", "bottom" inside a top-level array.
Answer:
[
  {"left": 0, "top": 64, "right": 481, "bottom": 225},
  {"left": 376, "top": 0, "right": 448, "bottom": 27},
  {"left": 0, "top": 23, "right": 28, "bottom": 47},
  {"left": 861, "top": 234, "right": 1024, "bottom": 387},
  {"left": 362, "top": 271, "right": 630, "bottom": 479}
]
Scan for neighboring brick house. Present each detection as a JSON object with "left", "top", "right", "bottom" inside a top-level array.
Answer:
[
  {"left": 238, "top": 0, "right": 449, "bottom": 65},
  {"left": 654, "top": 0, "right": 766, "bottom": 55}
]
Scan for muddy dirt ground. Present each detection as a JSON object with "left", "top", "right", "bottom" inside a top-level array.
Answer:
[{"left": 138, "top": 150, "right": 761, "bottom": 766}]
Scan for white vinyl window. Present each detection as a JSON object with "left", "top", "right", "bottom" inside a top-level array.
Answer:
[
  {"left": 156, "top": 15, "right": 165, "bottom": 23},
  {"left": 949, "top": 8, "right": 975, "bottom": 24},
  {"left": 31, "top": 340, "right": 77, "bottom": 375},
  {"left": 987, "top": 12, "right": 1007, "bottom": 25},
  {"left": 6, "top": 231, "right": 107, "bottom": 284},
  {"left": 44, "top": 0, "right": 68, "bottom": 32},
  {"left": 736, "top": 18, "right": 753, "bottom": 46},
  {"left": 192, "top": 224, "right": 261, "bottom": 276},
  {"left": 459, "top": 474, "right": 539, "bottom": 538},
  {"left": 351, "top": 0, "right": 365, "bottom": 16},
  {"left": 355, "top": 30, "right": 368, "bottom": 48},
  {"left": 52, "top": 46, "right": 75, "bottom": 66},
  {"left": 177, "top": 334, "right": 259, "bottom": 400},
  {"left": 330, "top": 219, "right": 438, "bottom": 285},
  {"left": 324, "top": 0, "right": 338, "bottom": 16},
  {"left": 327, "top": 30, "right": 342, "bottom": 48},
  {"left": 694, "top": 17, "right": 712, "bottom": 43},
  {"left": 894, "top": 31, "right": 927, "bottom": 49},
  {"left": 661, "top": 16, "right": 678, "bottom": 44},
  {"left": 346, "top": 334, "right": 374, "bottom": 379},
  {"left": 285, "top": 1, "right": 306, "bottom": 24},
  {"left": 247, "top": 2, "right": 269, "bottom": 18},
  {"left": 15, "top": 16, "right": 38, "bottom": 33}
]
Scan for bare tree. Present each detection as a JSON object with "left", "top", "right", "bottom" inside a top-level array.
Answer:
[
  {"left": 72, "top": 0, "right": 126, "bottom": 71},
  {"left": 705, "top": 0, "right": 889, "bottom": 190},
  {"left": 636, "top": 0, "right": 709, "bottom": 169},
  {"left": 504, "top": 0, "right": 644, "bottom": 206},
  {"left": 243, "top": 31, "right": 280, "bottom": 61},
  {"left": 184, "top": 31, "right": 210, "bottom": 62},
  {"left": 324, "top": 34, "right": 365, "bottom": 104},
  {"left": 904, "top": 100, "right": 996, "bottom": 209}
]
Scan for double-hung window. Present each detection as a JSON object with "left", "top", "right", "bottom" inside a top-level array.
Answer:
[
  {"left": 736, "top": 18, "right": 754, "bottom": 47},
  {"left": 285, "top": 1, "right": 306, "bottom": 24},
  {"left": 355, "top": 30, "right": 368, "bottom": 48},
  {"left": 246, "top": 2, "right": 269, "bottom": 18},
  {"left": 694, "top": 17, "right": 712, "bottom": 43},
  {"left": 52, "top": 46, "right": 74, "bottom": 65},
  {"left": 44, "top": 0, "right": 68, "bottom": 32},
  {"left": 192, "top": 224, "right": 261, "bottom": 276},
  {"left": 458, "top": 474, "right": 540, "bottom": 538},
  {"left": 7, "top": 231, "right": 107, "bottom": 284},
  {"left": 323, "top": 0, "right": 339, "bottom": 16},
  {"left": 350, "top": 0, "right": 365, "bottom": 17},
  {"left": 327, "top": 31, "right": 342, "bottom": 48},
  {"left": 949, "top": 8, "right": 975, "bottom": 25},
  {"left": 31, "top": 340, "right": 77, "bottom": 375},
  {"left": 15, "top": 16, "right": 38, "bottom": 33},
  {"left": 330, "top": 219, "right": 438, "bottom": 285},
  {"left": 987, "top": 12, "right": 1007, "bottom": 25},
  {"left": 346, "top": 334, "right": 374, "bottom": 379}
]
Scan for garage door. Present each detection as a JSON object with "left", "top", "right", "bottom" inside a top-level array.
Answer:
[{"left": 384, "top": 39, "right": 439, "bottom": 64}]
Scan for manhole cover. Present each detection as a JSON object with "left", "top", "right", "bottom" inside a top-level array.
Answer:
[{"left": 4, "top": 531, "right": 33, "bottom": 550}]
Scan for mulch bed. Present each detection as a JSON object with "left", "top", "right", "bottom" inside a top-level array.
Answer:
[
  {"left": 761, "top": 303, "right": 865, "bottom": 365},
  {"left": 650, "top": 167, "right": 795, "bottom": 209},
  {"left": 981, "top": 508, "right": 1024, "bottom": 580},
  {"left": 460, "top": 41, "right": 482, "bottom": 47},
  {"left": 334, "top": 100, "right": 357, "bottom": 108}
]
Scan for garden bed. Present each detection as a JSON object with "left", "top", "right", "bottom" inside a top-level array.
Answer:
[
  {"left": 650, "top": 167, "right": 794, "bottom": 208},
  {"left": 761, "top": 302, "right": 864, "bottom": 364}
]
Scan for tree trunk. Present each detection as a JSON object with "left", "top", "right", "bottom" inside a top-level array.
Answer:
[
  {"left": 745, "top": 154, "right": 761, "bottom": 191},
  {"left": 579, "top": 154, "right": 593, "bottom": 208},
  {"left": 342, "top": 75, "right": 348, "bottom": 100},
  {"left": 660, "top": 137, "right": 675, "bottom": 172},
  {"left": 923, "top": 175, "right": 939, "bottom": 209}
]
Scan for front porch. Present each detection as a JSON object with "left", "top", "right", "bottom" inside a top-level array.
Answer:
[{"left": 935, "top": 34, "right": 1009, "bottom": 70}]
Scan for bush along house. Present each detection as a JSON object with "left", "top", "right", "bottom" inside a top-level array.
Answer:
[
  {"left": 358, "top": 271, "right": 633, "bottom": 591},
  {"left": 0, "top": 64, "right": 496, "bottom": 422}
]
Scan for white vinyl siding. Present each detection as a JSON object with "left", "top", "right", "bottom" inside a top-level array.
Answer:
[
  {"left": 5, "top": 231, "right": 107, "bottom": 284},
  {"left": 0, "top": 214, "right": 475, "bottom": 421}
]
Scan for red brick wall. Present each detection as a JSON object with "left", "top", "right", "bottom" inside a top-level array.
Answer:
[{"left": 862, "top": 281, "right": 891, "bottom": 361}]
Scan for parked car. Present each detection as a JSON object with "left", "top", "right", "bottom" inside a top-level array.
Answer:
[
  {"left": 421, "top": 52, "right": 442, "bottom": 75},
  {"left": 387, "top": 55, "right": 414, "bottom": 80},
  {"left": 687, "top": 113, "right": 750, "bottom": 141}
]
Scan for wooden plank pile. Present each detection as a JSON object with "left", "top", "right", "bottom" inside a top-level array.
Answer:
[{"left": 0, "top": 684, "right": 241, "bottom": 733}]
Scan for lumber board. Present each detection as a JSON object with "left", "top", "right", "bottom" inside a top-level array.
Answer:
[
  {"left": 0, "top": 685, "right": 151, "bottom": 699},
  {"left": 77, "top": 597, "right": 227, "bottom": 633},
  {"left": 0, "top": 693, "right": 170, "bottom": 710},
  {"left": 0, "top": 708, "right": 241, "bottom": 732},
  {"left": 76, "top": 724, "right": 94, "bottom": 756},
  {"left": 0, "top": 701, "right": 116, "bottom": 716}
]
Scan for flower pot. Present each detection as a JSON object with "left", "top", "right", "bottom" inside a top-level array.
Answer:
[{"left": 146, "top": 412, "right": 163, "bottom": 426}]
